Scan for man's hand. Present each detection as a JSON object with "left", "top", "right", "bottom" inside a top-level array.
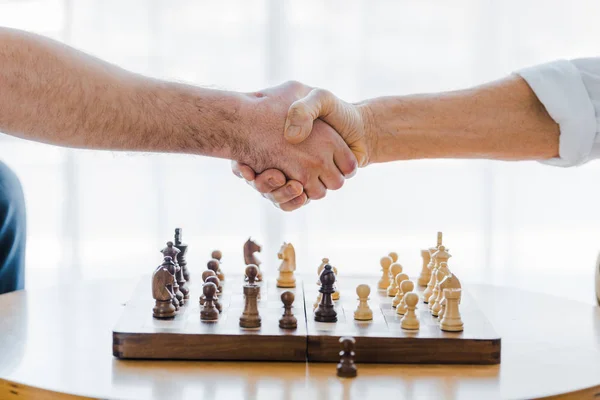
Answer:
[
  {"left": 232, "top": 87, "right": 373, "bottom": 211},
  {"left": 235, "top": 81, "right": 358, "bottom": 204}
]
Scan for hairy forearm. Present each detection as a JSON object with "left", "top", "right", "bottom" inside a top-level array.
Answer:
[
  {"left": 0, "top": 28, "right": 248, "bottom": 158},
  {"left": 362, "top": 75, "right": 560, "bottom": 163}
]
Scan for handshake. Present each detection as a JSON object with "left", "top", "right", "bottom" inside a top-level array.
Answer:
[
  {"left": 227, "top": 75, "right": 559, "bottom": 212},
  {"left": 229, "top": 81, "right": 375, "bottom": 212}
]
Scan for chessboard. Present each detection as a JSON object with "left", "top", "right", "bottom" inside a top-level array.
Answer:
[
  {"left": 113, "top": 275, "right": 308, "bottom": 361},
  {"left": 113, "top": 275, "right": 500, "bottom": 364}
]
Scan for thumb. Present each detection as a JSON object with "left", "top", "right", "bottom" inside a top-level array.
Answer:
[{"left": 284, "top": 88, "right": 340, "bottom": 145}]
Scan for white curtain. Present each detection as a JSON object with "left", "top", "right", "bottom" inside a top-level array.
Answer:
[{"left": 0, "top": 0, "right": 598, "bottom": 304}]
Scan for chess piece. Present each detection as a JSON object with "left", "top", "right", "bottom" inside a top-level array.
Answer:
[
  {"left": 206, "top": 259, "right": 222, "bottom": 292},
  {"left": 332, "top": 265, "right": 340, "bottom": 300},
  {"left": 425, "top": 245, "right": 451, "bottom": 303},
  {"left": 240, "top": 265, "right": 261, "bottom": 328},
  {"left": 159, "top": 256, "right": 179, "bottom": 310},
  {"left": 276, "top": 242, "right": 296, "bottom": 288},
  {"left": 200, "top": 282, "right": 219, "bottom": 321},
  {"left": 392, "top": 273, "right": 409, "bottom": 307},
  {"left": 211, "top": 250, "right": 225, "bottom": 281},
  {"left": 386, "top": 263, "right": 403, "bottom": 297},
  {"left": 401, "top": 292, "right": 420, "bottom": 330},
  {"left": 388, "top": 252, "right": 398, "bottom": 263},
  {"left": 429, "top": 262, "right": 450, "bottom": 317},
  {"left": 152, "top": 263, "right": 177, "bottom": 319},
  {"left": 423, "top": 232, "right": 443, "bottom": 299},
  {"left": 315, "top": 264, "right": 337, "bottom": 322},
  {"left": 161, "top": 241, "right": 184, "bottom": 305},
  {"left": 317, "top": 258, "right": 329, "bottom": 285},
  {"left": 378, "top": 256, "right": 393, "bottom": 290},
  {"left": 396, "top": 280, "right": 415, "bottom": 315},
  {"left": 243, "top": 238, "right": 263, "bottom": 281},
  {"left": 202, "top": 269, "right": 216, "bottom": 282},
  {"left": 174, "top": 228, "right": 191, "bottom": 283},
  {"left": 440, "top": 289, "right": 463, "bottom": 332},
  {"left": 418, "top": 249, "right": 432, "bottom": 287},
  {"left": 353, "top": 284, "right": 373, "bottom": 321},
  {"left": 336, "top": 336, "right": 358, "bottom": 378},
  {"left": 211, "top": 250, "right": 222, "bottom": 261},
  {"left": 431, "top": 262, "right": 452, "bottom": 315},
  {"left": 439, "top": 272, "right": 462, "bottom": 303},
  {"left": 279, "top": 291, "right": 297, "bottom": 329},
  {"left": 204, "top": 276, "right": 223, "bottom": 313}
]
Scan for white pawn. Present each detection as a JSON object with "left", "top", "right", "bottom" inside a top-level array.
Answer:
[
  {"left": 386, "top": 263, "right": 403, "bottom": 297},
  {"left": 401, "top": 292, "right": 419, "bottom": 330},
  {"left": 378, "top": 256, "right": 393, "bottom": 290},
  {"left": 396, "top": 280, "right": 414, "bottom": 315},
  {"left": 354, "top": 284, "right": 373, "bottom": 321},
  {"left": 440, "top": 289, "right": 463, "bottom": 332},
  {"left": 392, "top": 273, "right": 409, "bottom": 307},
  {"left": 388, "top": 251, "right": 398, "bottom": 263}
]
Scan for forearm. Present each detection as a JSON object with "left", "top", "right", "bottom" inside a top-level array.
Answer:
[
  {"left": 363, "top": 75, "right": 560, "bottom": 163},
  {"left": 0, "top": 28, "right": 248, "bottom": 159}
]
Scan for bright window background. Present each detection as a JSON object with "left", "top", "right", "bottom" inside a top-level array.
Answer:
[{"left": 0, "top": 0, "right": 599, "bottom": 304}]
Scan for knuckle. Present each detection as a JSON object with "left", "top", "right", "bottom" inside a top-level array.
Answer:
[{"left": 328, "top": 176, "right": 345, "bottom": 191}]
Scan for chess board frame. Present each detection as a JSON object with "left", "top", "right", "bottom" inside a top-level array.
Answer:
[{"left": 113, "top": 275, "right": 501, "bottom": 364}]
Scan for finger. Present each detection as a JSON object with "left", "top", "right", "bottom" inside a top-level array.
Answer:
[
  {"left": 252, "top": 169, "right": 287, "bottom": 194},
  {"left": 333, "top": 147, "right": 358, "bottom": 179},
  {"left": 279, "top": 192, "right": 309, "bottom": 212},
  {"left": 231, "top": 161, "right": 256, "bottom": 181},
  {"left": 304, "top": 178, "right": 327, "bottom": 200},
  {"left": 284, "top": 88, "right": 339, "bottom": 144},
  {"left": 319, "top": 168, "right": 345, "bottom": 191},
  {"left": 264, "top": 180, "right": 304, "bottom": 204}
]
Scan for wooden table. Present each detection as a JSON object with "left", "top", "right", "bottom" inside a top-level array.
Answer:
[{"left": 1, "top": 280, "right": 599, "bottom": 400}]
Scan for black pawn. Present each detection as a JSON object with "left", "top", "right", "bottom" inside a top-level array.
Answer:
[
  {"left": 279, "top": 291, "right": 297, "bottom": 329},
  {"left": 315, "top": 264, "right": 337, "bottom": 322},
  {"left": 200, "top": 282, "right": 219, "bottom": 321},
  {"left": 205, "top": 276, "right": 223, "bottom": 313},
  {"left": 337, "top": 336, "right": 358, "bottom": 378}
]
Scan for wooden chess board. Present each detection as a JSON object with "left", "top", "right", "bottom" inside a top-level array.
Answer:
[{"left": 113, "top": 275, "right": 501, "bottom": 364}]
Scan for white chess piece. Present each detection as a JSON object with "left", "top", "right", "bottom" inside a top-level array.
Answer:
[
  {"left": 396, "top": 280, "right": 414, "bottom": 315},
  {"left": 378, "top": 256, "right": 392, "bottom": 290},
  {"left": 401, "top": 292, "right": 420, "bottom": 330},
  {"left": 386, "top": 263, "right": 403, "bottom": 297},
  {"left": 392, "top": 273, "right": 409, "bottom": 307},
  {"left": 440, "top": 289, "right": 463, "bottom": 332},
  {"left": 354, "top": 284, "right": 373, "bottom": 321},
  {"left": 418, "top": 249, "right": 432, "bottom": 287},
  {"left": 388, "top": 251, "right": 399, "bottom": 263},
  {"left": 431, "top": 262, "right": 451, "bottom": 315}
]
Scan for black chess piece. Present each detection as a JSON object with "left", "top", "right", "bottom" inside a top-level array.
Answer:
[
  {"left": 337, "top": 336, "right": 358, "bottom": 378},
  {"left": 161, "top": 241, "right": 184, "bottom": 305},
  {"left": 239, "top": 265, "right": 261, "bottom": 328},
  {"left": 315, "top": 264, "right": 337, "bottom": 322},
  {"left": 279, "top": 291, "right": 297, "bottom": 329},
  {"left": 205, "top": 276, "right": 223, "bottom": 313},
  {"left": 160, "top": 256, "right": 179, "bottom": 310},
  {"left": 200, "top": 282, "right": 219, "bottom": 321},
  {"left": 174, "top": 228, "right": 191, "bottom": 285}
]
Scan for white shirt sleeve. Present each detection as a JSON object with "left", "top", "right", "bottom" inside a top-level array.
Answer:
[{"left": 516, "top": 59, "right": 600, "bottom": 167}]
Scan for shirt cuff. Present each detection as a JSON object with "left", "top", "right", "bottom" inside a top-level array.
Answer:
[{"left": 516, "top": 59, "right": 597, "bottom": 167}]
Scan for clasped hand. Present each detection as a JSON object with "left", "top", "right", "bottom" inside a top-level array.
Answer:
[{"left": 232, "top": 81, "right": 374, "bottom": 212}]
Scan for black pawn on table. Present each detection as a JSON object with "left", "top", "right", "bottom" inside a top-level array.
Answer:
[
  {"left": 239, "top": 265, "right": 261, "bottom": 328},
  {"left": 337, "top": 336, "right": 358, "bottom": 378},
  {"left": 161, "top": 256, "right": 179, "bottom": 310},
  {"left": 200, "top": 282, "right": 219, "bottom": 321},
  {"left": 279, "top": 291, "right": 297, "bottom": 329},
  {"left": 204, "top": 276, "right": 223, "bottom": 313},
  {"left": 315, "top": 264, "right": 337, "bottom": 322}
]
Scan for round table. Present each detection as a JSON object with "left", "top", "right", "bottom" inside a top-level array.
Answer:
[{"left": 1, "top": 280, "right": 599, "bottom": 400}]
